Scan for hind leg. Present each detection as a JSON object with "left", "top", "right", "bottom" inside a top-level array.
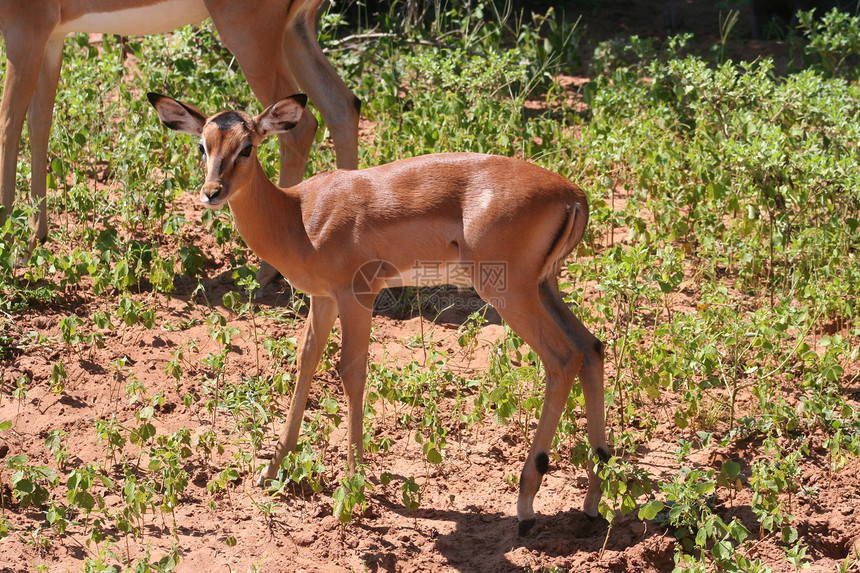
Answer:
[
  {"left": 539, "top": 280, "right": 610, "bottom": 516},
  {"left": 283, "top": 2, "right": 360, "bottom": 172},
  {"left": 26, "top": 37, "right": 64, "bottom": 249},
  {"left": 484, "top": 280, "right": 606, "bottom": 535},
  {"left": 0, "top": 27, "right": 54, "bottom": 242},
  {"left": 209, "top": 2, "right": 316, "bottom": 290}
]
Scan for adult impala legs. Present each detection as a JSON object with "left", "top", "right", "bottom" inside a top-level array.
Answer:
[
  {"left": 0, "top": 0, "right": 359, "bottom": 266},
  {"left": 148, "top": 92, "right": 611, "bottom": 534}
]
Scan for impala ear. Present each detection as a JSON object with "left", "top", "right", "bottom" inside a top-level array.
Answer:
[
  {"left": 147, "top": 92, "right": 207, "bottom": 135},
  {"left": 256, "top": 94, "right": 308, "bottom": 137}
]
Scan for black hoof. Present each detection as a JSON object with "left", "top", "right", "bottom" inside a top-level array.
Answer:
[
  {"left": 596, "top": 447, "right": 611, "bottom": 464},
  {"left": 518, "top": 518, "right": 536, "bottom": 537},
  {"left": 585, "top": 513, "right": 610, "bottom": 528},
  {"left": 577, "top": 514, "right": 610, "bottom": 538},
  {"left": 535, "top": 452, "right": 549, "bottom": 475}
]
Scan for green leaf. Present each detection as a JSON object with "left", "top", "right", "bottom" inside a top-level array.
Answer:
[
  {"left": 712, "top": 540, "right": 734, "bottom": 561},
  {"left": 6, "top": 454, "right": 28, "bottom": 468},
  {"left": 722, "top": 460, "right": 741, "bottom": 479},
  {"left": 638, "top": 499, "right": 664, "bottom": 521},
  {"left": 782, "top": 525, "right": 799, "bottom": 544},
  {"left": 598, "top": 500, "right": 616, "bottom": 523},
  {"left": 425, "top": 447, "right": 443, "bottom": 464},
  {"left": 75, "top": 491, "right": 96, "bottom": 512}
]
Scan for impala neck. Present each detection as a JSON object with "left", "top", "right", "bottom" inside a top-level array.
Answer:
[{"left": 226, "top": 159, "right": 311, "bottom": 269}]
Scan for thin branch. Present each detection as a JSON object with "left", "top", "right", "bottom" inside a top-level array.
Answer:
[{"left": 323, "top": 32, "right": 488, "bottom": 58}]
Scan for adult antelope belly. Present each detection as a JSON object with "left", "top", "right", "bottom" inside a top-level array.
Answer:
[{"left": 57, "top": 0, "right": 209, "bottom": 36}]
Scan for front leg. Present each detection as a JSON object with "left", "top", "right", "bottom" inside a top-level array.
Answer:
[
  {"left": 334, "top": 293, "right": 374, "bottom": 471},
  {"left": 259, "top": 294, "right": 338, "bottom": 485}
]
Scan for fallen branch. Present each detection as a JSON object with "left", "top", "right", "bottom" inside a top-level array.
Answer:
[{"left": 324, "top": 31, "right": 488, "bottom": 57}]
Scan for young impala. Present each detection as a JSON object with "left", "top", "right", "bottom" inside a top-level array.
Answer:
[
  {"left": 148, "top": 92, "right": 611, "bottom": 535},
  {"left": 0, "top": 0, "right": 358, "bottom": 287}
]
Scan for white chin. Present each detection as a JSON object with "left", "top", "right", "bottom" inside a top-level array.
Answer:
[{"left": 201, "top": 197, "right": 227, "bottom": 208}]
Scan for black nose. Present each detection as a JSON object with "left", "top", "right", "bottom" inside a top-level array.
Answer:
[{"left": 202, "top": 183, "right": 223, "bottom": 204}]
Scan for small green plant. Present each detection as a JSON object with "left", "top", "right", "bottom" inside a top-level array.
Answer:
[
  {"left": 129, "top": 400, "right": 158, "bottom": 448},
  {"left": 114, "top": 469, "right": 157, "bottom": 538},
  {"left": 80, "top": 541, "right": 122, "bottom": 572},
  {"left": 50, "top": 359, "right": 68, "bottom": 394},
  {"left": 148, "top": 429, "right": 193, "bottom": 529},
  {"left": 401, "top": 477, "right": 422, "bottom": 511},
  {"left": 332, "top": 467, "right": 370, "bottom": 524},
  {"left": 45, "top": 430, "right": 70, "bottom": 471},
  {"left": 195, "top": 428, "right": 225, "bottom": 460},
  {"left": 265, "top": 449, "right": 326, "bottom": 495},
  {"left": 456, "top": 308, "right": 490, "bottom": 357},
  {"left": 597, "top": 455, "right": 654, "bottom": 523},
  {"left": 66, "top": 464, "right": 112, "bottom": 530},
  {"left": 12, "top": 375, "right": 30, "bottom": 408},
  {"left": 94, "top": 415, "right": 127, "bottom": 470},
  {"left": 23, "top": 525, "right": 52, "bottom": 554},
  {"left": 206, "top": 465, "right": 241, "bottom": 500},
  {"left": 6, "top": 455, "right": 58, "bottom": 509},
  {"left": 59, "top": 314, "right": 84, "bottom": 346},
  {"left": 655, "top": 466, "right": 754, "bottom": 569},
  {"left": 0, "top": 515, "right": 12, "bottom": 541},
  {"left": 749, "top": 437, "right": 805, "bottom": 540},
  {"left": 130, "top": 541, "right": 182, "bottom": 572}
]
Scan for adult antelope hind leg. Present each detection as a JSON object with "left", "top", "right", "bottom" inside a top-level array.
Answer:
[
  {"left": 0, "top": 17, "right": 62, "bottom": 251},
  {"left": 539, "top": 280, "right": 611, "bottom": 521}
]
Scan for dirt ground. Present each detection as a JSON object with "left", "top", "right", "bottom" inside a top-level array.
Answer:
[{"left": 2, "top": 1, "right": 860, "bottom": 572}]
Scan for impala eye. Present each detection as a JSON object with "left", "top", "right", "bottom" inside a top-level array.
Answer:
[
  {"left": 197, "top": 143, "right": 205, "bottom": 157},
  {"left": 239, "top": 145, "right": 253, "bottom": 158}
]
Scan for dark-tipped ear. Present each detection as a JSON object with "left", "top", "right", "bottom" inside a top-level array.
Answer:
[
  {"left": 147, "top": 93, "right": 207, "bottom": 135},
  {"left": 256, "top": 94, "right": 308, "bottom": 137}
]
